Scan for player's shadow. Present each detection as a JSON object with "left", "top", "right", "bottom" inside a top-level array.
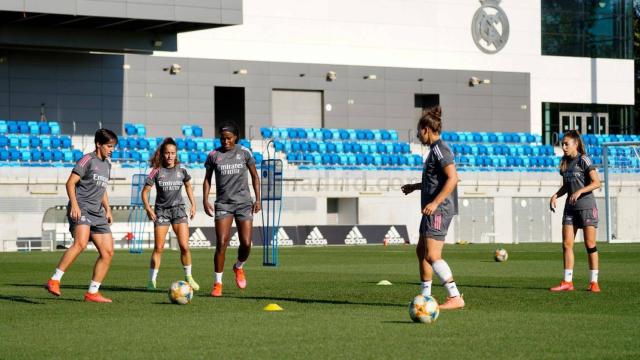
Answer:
[
  {"left": 380, "top": 320, "right": 419, "bottom": 325},
  {"left": 224, "top": 294, "right": 404, "bottom": 308},
  {"left": 369, "top": 281, "right": 547, "bottom": 291},
  {"left": 9, "top": 283, "right": 150, "bottom": 293},
  {"left": 0, "top": 294, "right": 45, "bottom": 304}
]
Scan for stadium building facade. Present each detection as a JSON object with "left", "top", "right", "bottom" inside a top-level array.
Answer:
[{"left": 0, "top": 0, "right": 637, "bottom": 248}]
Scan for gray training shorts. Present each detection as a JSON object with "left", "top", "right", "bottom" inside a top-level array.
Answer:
[
  {"left": 419, "top": 213, "right": 454, "bottom": 241},
  {"left": 214, "top": 202, "right": 253, "bottom": 221},
  {"left": 562, "top": 207, "right": 598, "bottom": 229},
  {"left": 67, "top": 209, "right": 111, "bottom": 235},
  {"left": 154, "top": 205, "right": 188, "bottom": 227}
]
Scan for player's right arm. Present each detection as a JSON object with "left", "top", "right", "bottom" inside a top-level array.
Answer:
[
  {"left": 203, "top": 167, "right": 214, "bottom": 217},
  {"left": 141, "top": 185, "right": 156, "bottom": 222},
  {"left": 66, "top": 173, "right": 82, "bottom": 221},
  {"left": 549, "top": 184, "right": 567, "bottom": 212},
  {"left": 401, "top": 182, "right": 421, "bottom": 195}
]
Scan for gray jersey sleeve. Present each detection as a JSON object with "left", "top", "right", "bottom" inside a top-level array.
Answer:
[
  {"left": 435, "top": 143, "right": 455, "bottom": 169},
  {"left": 181, "top": 167, "right": 192, "bottom": 183},
  {"left": 242, "top": 146, "right": 256, "bottom": 167},
  {"left": 145, "top": 168, "right": 159, "bottom": 187},
  {"left": 580, "top": 155, "right": 596, "bottom": 174}
]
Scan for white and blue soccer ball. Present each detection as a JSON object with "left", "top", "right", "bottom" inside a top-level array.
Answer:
[
  {"left": 409, "top": 294, "right": 440, "bottom": 324},
  {"left": 494, "top": 248, "right": 509, "bottom": 262},
  {"left": 168, "top": 280, "right": 193, "bottom": 305}
]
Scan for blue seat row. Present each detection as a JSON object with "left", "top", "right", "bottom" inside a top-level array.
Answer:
[
  {"left": 443, "top": 131, "right": 542, "bottom": 144},
  {"left": 0, "top": 135, "right": 72, "bottom": 149},
  {"left": 261, "top": 127, "right": 399, "bottom": 141},
  {"left": 118, "top": 137, "right": 251, "bottom": 152},
  {"left": 286, "top": 152, "right": 422, "bottom": 167},
  {"left": 182, "top": 125, "right": 204, "bottom": 138},
  {"left": 124, "top": 123, "right": 147, "bottom": 137},
  {"left": 0, "top": 148, "right": 82, "bottom": 162},
  {"left": 0, "top": 120, "right": 61, "bottom": 135},
  {"left": 112, "top": 150, "right": 263, "bottom": 165},
  {"left": 569, "top": 133, "right": 640, "bottom": 146},
  {"left": 451, "top": 144, "right": 554, "bottom": 157},
  {"left": 274, "top": 140, "right": 410, "bottom": 155}
]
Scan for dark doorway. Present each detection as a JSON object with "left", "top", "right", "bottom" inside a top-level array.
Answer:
[
  {"left": 214, "top": 86, "right": 245, "bottom": 138},
  {"left": 414, "top": 94, "right": 440, "bottom": 121}
]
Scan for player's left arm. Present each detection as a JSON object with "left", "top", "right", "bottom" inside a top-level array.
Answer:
[
  {"left": 248, "top": 163, "right": 261, "bottom": 213},
  {"left": 569, "top": 169, "right": 601, "bottom": 204},
  {"left": 423, "top": 164, "right": 458, "bottom": 216},
  {"left": 101, "top": 192, "right": 113, "bottom": 225},
  {"left": 184, "top": 180, "right": 197, "bottom": 219}
]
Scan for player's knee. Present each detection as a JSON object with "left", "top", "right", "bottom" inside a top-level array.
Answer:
[
  {"left": 586, "top": 245, "right": 598, "bottom": 254},
  {"left": 72, "top": 242, "right": 88, "bottom": 251},
  {"left": 153, "top": 246, "right": 164, "bottom": 254},
  {"left": 562, "top": 241, "right": 574, "bottom": 251},
  {"left": 426, "top": 254, "right": 441, "bottom": 264},
  {"left": 102, "top": 248, "right": 114, "bottom": 259}
]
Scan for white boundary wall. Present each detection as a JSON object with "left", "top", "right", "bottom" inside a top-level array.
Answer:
[{"left": 1, "top": 166, "right": 639, "bottom": 250}]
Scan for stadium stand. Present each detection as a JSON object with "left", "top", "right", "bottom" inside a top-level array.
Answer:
[{"left": 260, "top": 127, "right": 640, "bottom": 173}]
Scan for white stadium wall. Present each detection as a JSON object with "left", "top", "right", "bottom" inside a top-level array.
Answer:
[{"left": 156, "top": 0, "right": 635, "bottom": 134}]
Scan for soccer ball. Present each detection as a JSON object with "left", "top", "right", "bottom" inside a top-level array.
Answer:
[
  {"left": 494, "top": 248, "right": 508, "bottom": 262},
  {"left": 168, "top": 280, "right": 193, "bottom": 305},
  {"left": 409, "top": 294, "right": 440, "bottom": 324}
]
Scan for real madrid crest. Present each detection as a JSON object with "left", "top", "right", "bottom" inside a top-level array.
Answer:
[{"left": 472, "top": 0, "right": 509, "bottom": 54}]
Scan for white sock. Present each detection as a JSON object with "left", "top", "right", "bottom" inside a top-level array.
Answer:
[
  {"left": 420, "top": 281, "right": 432, "bottom": 296},
  {"left": 564, "top": 269, "right": 573, "bottom": 282},
  {"left": 235, "top": 260, "right": 245, "bottom": 269},
  {"left": 88, "top": 280, "right": 101, "bottom": 294},
  {"left": 445, "top": 281, "right": 461, "bottom": 298},
  {"left": 51, "top": 268, "right": 64, "bottom": 281},
  {"left": 149, "top": 268, "right": 159, "bottom": 282},
  {"left": 184, "top": 265, "right": 192, "bottom": 277},
  {"left": 215, "top": 272, "right": 223, "bottom": 284},
  {"left": 432, "top": 260, "right": 453, "bottom": 284},
  {"left": 590, "top": 270, "right": 599, "bottom": 283}
]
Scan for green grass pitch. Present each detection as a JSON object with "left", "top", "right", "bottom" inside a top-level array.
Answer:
[{"left": 1, "top": 243, "right": 639, "bottom": 359}]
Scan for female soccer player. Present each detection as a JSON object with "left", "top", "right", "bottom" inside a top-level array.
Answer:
[
  {"left": 141, "top": 137, "right": 199, "bottom": 291},
  {"left": 549, "top": 130, "right": 601, "bottom": 292},
  {"left": 203, "top": 123, "right": 261, "bottom": 297},
  {"left": 401, "top": 106, "right": 464, "bottom": 310},
  {"left": 45, "top": 129, "right": 118, "bottom": 303}
]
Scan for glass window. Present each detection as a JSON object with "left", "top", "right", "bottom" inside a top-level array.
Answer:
[{"left": 542, "top": 0, "right": 633, "bottom": 59}]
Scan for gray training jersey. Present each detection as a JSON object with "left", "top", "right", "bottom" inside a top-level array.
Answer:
[
  {"left": 145, "top": 166, "right": 191, "bottom": 209},
  {"left": 70, "top": 152, "right": 111, "bottom": 214},
  {"left": 561, "top": 155, "right": 597, "bottom": 211},
  {"left": 205, "top": 144, "right": 256, "bottom": 204},
  {"left": 421, "top": 139, "right": 458, "bottom": 216}
]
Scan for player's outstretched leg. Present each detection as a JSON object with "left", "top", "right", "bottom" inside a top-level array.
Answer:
[
  {"left": 84, "top": 233, "right": 114, "bottom": 303},
  {"left": 426, "top": 238, "right": 464, "bottom": 310}
]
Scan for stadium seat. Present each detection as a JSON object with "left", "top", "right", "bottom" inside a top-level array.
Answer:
[
  {"left": 29, "top": 136, "right": 41, "bottom": 148},
  {"left": 0, "top": 148, "right": 8, "bottom": 161}
]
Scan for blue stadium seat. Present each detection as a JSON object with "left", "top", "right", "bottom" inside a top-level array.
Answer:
[
  {"left": 20, "top": 150, "right": 31, "bottom": 161},
  {"left": 0, "top": 135, "right": 7, "bottom": 147},
  {"left": 60, "top": 136, "right": 71, "bottom": 149},
  {"left": 62, "top": 150, "right": 73, "bottom": 162},
  {"left": 182, "top": 126, "right": 193, "bottom": 137},
  {"left": 17, "top": 121, "right": 29, "bottom": 134},
  {"left": 185, "top": 139, "right": 197, "bottom": 151},
  {"left": 0, "top": 148, "right": 8, "bottom": 161},
  {"left": 29, "top": 136, "right": 41, "bottom": 148},
  {"left": 178, "top": 152, "right": 188, "bottom": 163},
  {"left": 135, "top": 124, "right": 146, "bottom": 137},
  {"left": 260, "top": 127, "right": 272, "bottom": 139},
  {"left": 49, "top": 122, "right": 61, "bottom": 135},
  {"left": 19, "top": 136, "right": 29, "bottom": 148},
  {"left": 125, "top": 124, "right": 137, "bottom": 136},
  {"left": 31, "top": 149, "right": 42, "bottom": 162}
]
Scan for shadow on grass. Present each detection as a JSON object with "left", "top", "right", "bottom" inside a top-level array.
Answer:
[
  {"left": 9, "top": 283, "right": 150, "bottom": 293},
  {"left": 222, "top": 294, "right": 404, "bottom": 308},
  {"left": 380, "top": 320, "right": 417, "bottom": 325},
  {"left": 0, "top": 294, "right": 45, "bottom": 304},
  {"left": 379, "top": 281, "right": 548, "bottom": 291}
]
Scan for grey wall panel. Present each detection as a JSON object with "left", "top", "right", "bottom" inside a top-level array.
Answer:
[
  {"left": 24, "top": 0, "right": 77, "bottom": 14},
  {"left": 77, "top": 0, "right": 127, "bottom": 17},
  {"left": 175, "top": 0, "right": 221, "bottom": 8},
  {"left": 221, "top": 9, "right": 242, "bottom": 24},
  {"left": 175, "top": 7, "right": 221, "bottom": 23},
  {"left": 126, "top": 3, "right": 175, "bottom": 20},
  {"left": 1, "top": 49, "right": 530, "bottom": 137}
]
